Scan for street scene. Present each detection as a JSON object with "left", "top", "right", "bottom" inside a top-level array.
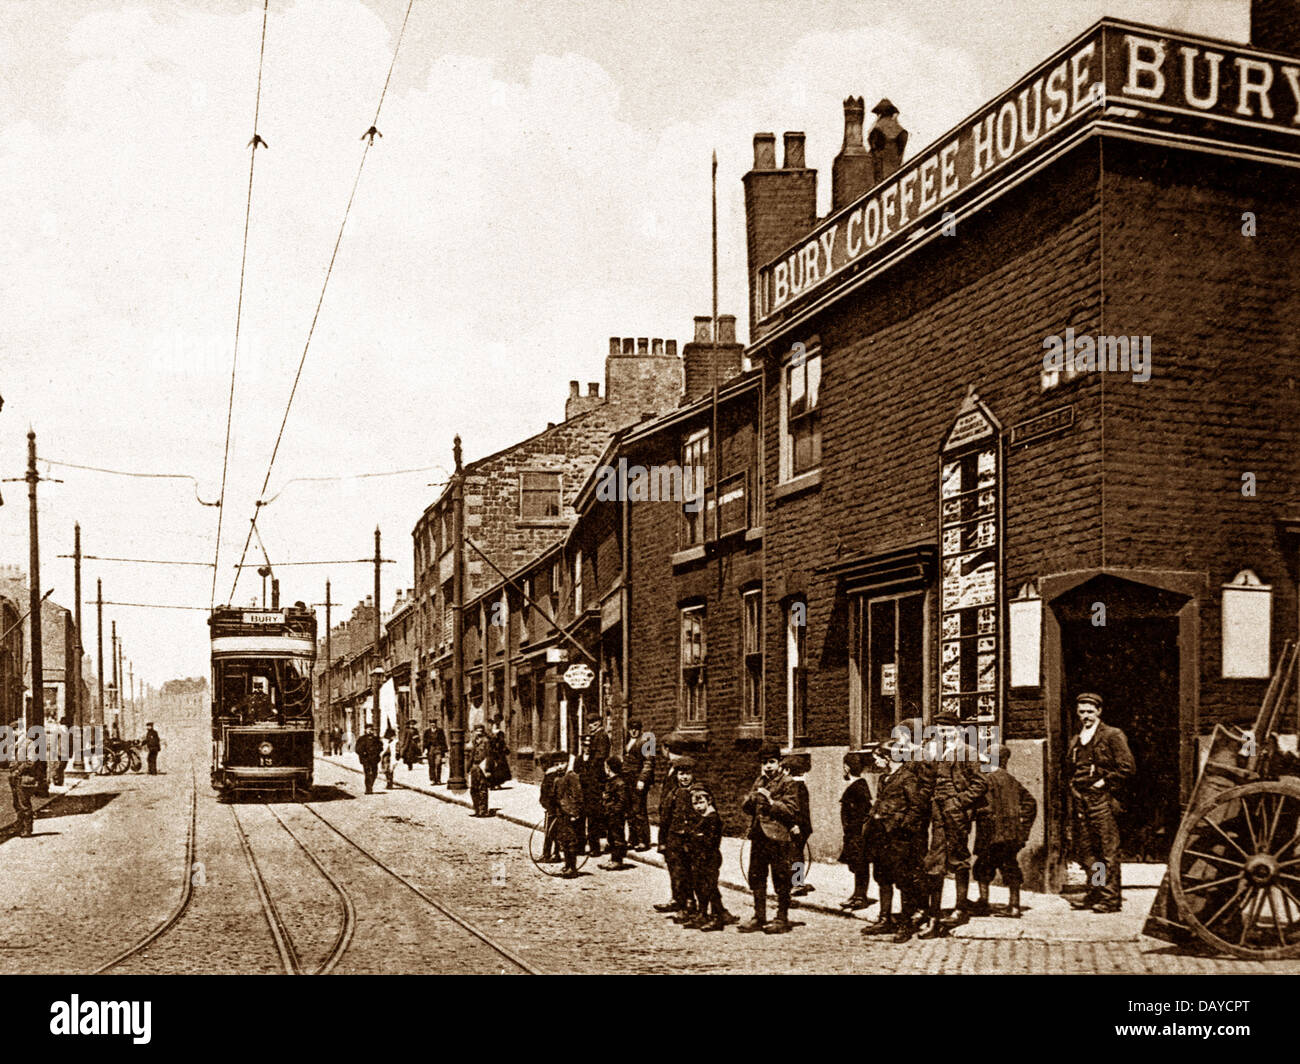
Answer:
[{"left": 3, "top": 0, "right": 1300, "bottom": 994}]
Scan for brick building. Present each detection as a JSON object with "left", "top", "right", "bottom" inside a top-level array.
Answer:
[{"left": 741, "top": 14, "right": 1300, "bottom": 885}]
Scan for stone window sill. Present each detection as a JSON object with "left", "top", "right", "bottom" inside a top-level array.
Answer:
[
  {"left": 772, "top": 470, "right": 821, "bottom": 502},
  {"left": 670, "top": 545, "right": 707, "bottom": 568}
]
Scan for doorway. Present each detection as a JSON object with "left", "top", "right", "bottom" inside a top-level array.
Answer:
[{"left": 1053, "top": 575, "right": 1188, "bottom": 863}]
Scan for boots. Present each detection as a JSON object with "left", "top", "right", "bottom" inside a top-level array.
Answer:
[
  {"left": 765, "top": 901, "right": 792, "bottom": 934},
  {"left": 738, "top": 892, "right": 767, "bottom": 933},
  {"left": 969, "top": 880, "right": 992, "bottom": 917},
  {"left": 1007, "top": 885, "right": 1022, "bottom": 918},
  {"left": 943, "top": 871, "right": 971, "bottom": 926}
]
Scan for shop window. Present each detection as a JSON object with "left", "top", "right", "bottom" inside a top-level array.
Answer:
[
  {"left": 781, "top": 343, "right": 822, "bottom": 480},
  {"left": 520, "top": 471, "right": 563, "bottom": 520},
  {"left": 680, "top": 605, "right": 707, "bottom": 724},
  {"left": 742, "top": 588, "right": 763, "bottom": 722},
  {"left": 850, "top": 592, "right": 925, "bottom": 745},
  {"left": 786, "top": 598, "right": 807, "bottom": 744},
  {"left": 681, "top": 428, "right": 711, "bottom": 546}
]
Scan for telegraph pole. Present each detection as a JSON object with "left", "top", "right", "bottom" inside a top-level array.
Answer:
[
  {"left": 27, "top": 431, "right": 47, "bottom": 795},
  {"left": 111, "top": 622, "right": 119, "bottom": 738},
  {"left": 128, "top": 662, "right": 134, "bottom": 739},
  {"left": 72, "top": 522, "right": 84, "bottom": 772},
  {"left": 96, "top": 580, "right": 104, "bottom": 729},
  {"left": 371, "top": 527, "right": 382, "bottom": 735},
  {"left": 449, "top": 436, "right": 466, "bottom": 791},
  {"left": 322, "top": 580, "right": 332, "bottom": 735}
]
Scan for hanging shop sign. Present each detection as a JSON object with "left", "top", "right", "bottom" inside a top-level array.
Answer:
[
  {"left": 938, "top": 390, "right": 1004, "bottom": 726},
  {"left": 563, "top": 663, "right": 595, "bottom": 690}
]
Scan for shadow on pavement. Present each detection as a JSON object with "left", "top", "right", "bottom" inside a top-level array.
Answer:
[{"left": 37, "top": 792, "right": 117, "bottom": 818}]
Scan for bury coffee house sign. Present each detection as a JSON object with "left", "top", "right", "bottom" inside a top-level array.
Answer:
[{"left": 756, "top": 19, "right": 1300, "bottom": 325}]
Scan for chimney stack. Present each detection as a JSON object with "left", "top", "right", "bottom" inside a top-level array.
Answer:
[
  {"left": 587, "top": 382, "right": 599, "bottom": 397},
  {"left": 832, "top": 96, "right": 873, "bottom": 211},
  {"left": 743, "top": 130, "right": 817, "bottom": 340},
  {"left": 868, "top": 99, "right": 908, "bottom": 184},
  {"left": 682, "top": 311, "right": 745, "bottom": 402},
  {"left": 604, "top": 334, "right": 684, "bottom": 416},
  {"left": 569, "top": 380, "right": 580, "bottom": 398}
]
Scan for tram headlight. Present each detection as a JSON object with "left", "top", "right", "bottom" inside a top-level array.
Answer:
[{"left": 258, "top": 741, "right": 274, "bottom": 757}]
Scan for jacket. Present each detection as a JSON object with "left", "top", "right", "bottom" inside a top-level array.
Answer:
[
  {"left": 688, "top": 809, "right": 723, "bottom": 871},
  {"left": 867, "top": 762, "right": 927, "bottom": 836},
  {"left": 623, "top": 734, "right": 656, "bottom": 787},
  {"left": 540, "top": 769, "right": 560, "bottom": 812},
  {"left": 423, "top": 727, "right": 447, "bottom": 754},
  {"left": 975, "top": 768, "right": 1037, "bottom": 850},
  {"left": 354, "top": 733, "right": 382, "bottom": 766},
  {"left": 470, "top": 733, "right": 491, "bottom": 765},
  {"left": 588, "top": 730, "right": 611, "bottom": 763},
  {"left": 741, "top": 770, "right": 800, "bottom": 843},
  {"left": 144, "top": 728, "right": 161, "bottom": 753},
  {"left": 790, "top": 777, "right": 813, "bottom": 842},
  {"left": 557, "top": 770, "right": 583, "bottom": 818},
  {"left": 602, "top": 774, "right": 631, "bottom": 820},
  {"left": 658, "top": 778, "right": 696, "bottom": 844},
  {"left": 838, "top": 777, "right": 872, "bottom": 866},
  {"left": 577, "top": 755, "right": 605, "bottom": 814},
  {"left": 1066, "top": 722, "right": 1136, "bottom": 796},
  {"left": 930, "top": 743, "right": 988, "bottom": 814}
]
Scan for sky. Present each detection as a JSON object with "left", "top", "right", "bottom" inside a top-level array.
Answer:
[{"left": 0, "top": 0, "right": 1250, "bottom": 685}]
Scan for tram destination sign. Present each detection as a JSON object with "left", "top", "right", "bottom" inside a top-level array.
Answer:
[
  {"left": 756, "top": 20, "right": 1300, "bottom": 324},
  {"left": 243, "top": 611, "right": 285, "bottom": 625}
]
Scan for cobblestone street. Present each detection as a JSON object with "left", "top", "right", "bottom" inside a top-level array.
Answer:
[{"left": 3, "top": 727, "right": 1296, "bottom": 976}]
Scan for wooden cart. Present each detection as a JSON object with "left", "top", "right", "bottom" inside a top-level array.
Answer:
[{"left": 1144, "top": 641, "right": 1300, "bottom": 959}]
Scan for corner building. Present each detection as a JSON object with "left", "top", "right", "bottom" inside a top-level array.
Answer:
[{"left": 743, "top": 16, "right": 1300, "bottom": 888}]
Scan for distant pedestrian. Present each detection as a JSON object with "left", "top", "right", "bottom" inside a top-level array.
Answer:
[
  {"left": 488, "top": 716, "right": 512, "bottom": 788},
  {"left": 598, "top": 756, "right": 631, "bottom": 871},
  {"left": 470, "top": 724, "right": 490, "bottom": 774},
  {"left": 1065, "top": 692, "right": 1135, "bottom": 914},
  {"left": 538, "top": 752, "right": 564, "bottom": 862},
  {"left": 144, "top": 722, "right": 161, "bottom": 775},
  {"left": 838, "top": 751, "right": 873, "bottom": 911},
  {"left": 423, "top": 720, "right": 447, "bottom": 785},
  {"left": 400, "top": 722, "right": 421, "bottom": 772},
  {"left": 8, "top": 724, "right": 37, "bottom": 837},
  {"left": 556, "top": 752, "right": 584, "bottom": 877},
  {"left": 381, "top": 737, "right": 395, "bottom": 789},
  {"left": 784, "top": 752, "right": 814, "bottom": 896},
  {"left": 971, "top": 743, "right": 1036, "bottom": 919},
  {"left": 687, "top": 787, "right": 733, "bottom": 931},
  {"left": 622, "top": 720, "right": 655, "bottom": 851},
  {"left": 739, "top": 744, "right": 799, "bottom": 935},
  {"left": 469, "top": 746, "right": 491, "bottom": 817},
  {"left": 577, "top": 733, "right": 605, "bottom": 855},
  {"left": 355, "top": 724, "right": 382, "bottom": 794},
  {"left": 319, "top": 728, "right": 329, "bottom": 753},
  {"left": 332, "top": 727, "right": 344, "bottom": 756},
  {"left": 50, "top": 716, "right": 71, "bottom": 787}
]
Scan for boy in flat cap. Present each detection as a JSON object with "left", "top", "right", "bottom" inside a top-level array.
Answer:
[
  {"left": 970, "top": 743, "right": 1036, "bottom": 917},
  {"left": 860, "top": 737, "right": 929, "bottom": 941},
  {"left": 654, "top": 754, "right": 699, "bottom": 916},
  {"left": 686, "top": 786, "right": 734, "bottom": 931},
  {"left": 784, "top": 752, "right": 815, "bottom": 896},
  {"left": 918, "top": 712, "right": 987, "bottom": 936},
  {"left": 599, "top": 755, "right": 632, "bottom": 871},
  {"left": 739, "top": 743, "right": 800, "bottom": 934},
  {"left": 1065, "top": 692, "right": 1135, "bottom": 913},
  {"left": 556, "top": 752, "right": 585, "bottom": 878},
  {"left": 838, "top": 751, "right": 873, "bottom": 911},
  {"left": 538, "top": 751, "right": 565, "bottom": 862}
]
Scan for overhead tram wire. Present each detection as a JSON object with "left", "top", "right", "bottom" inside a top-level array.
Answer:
[
  {"left": 212, "top": 0, "right": 273, "bottom": 610},
  {"left": 227, "top": 0, "right": 418, "bottom": 605},
  {"left": 40, "top": 459, "right": 219, "bottom": 506}
]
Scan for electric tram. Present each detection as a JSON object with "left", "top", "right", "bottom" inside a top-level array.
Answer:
[{"left": 209, "top": 602, "right": 317, "bottom": 798}]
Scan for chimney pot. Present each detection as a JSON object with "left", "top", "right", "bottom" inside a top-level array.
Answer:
[
  {"left": 718, "top": 314, "right": 737, "bottom": 344},
  {"left": 752, "top": 132, "right": 777, "bottom": 170},
  {"left": 609, "top": 337, "right": 621, "bottom": 358},
  {"left": 666, "top": 339, "right": 678, "bottom": 358},
  {"left": 783, "top": 131, "right": 806, "bottom": 169},
  {"left": 694, "top": 316, "right": 713, "bottom": 343},
  {"left": 652, "top": 338, "right": 664, "bottom": 357},
  {"left": 569, "top": 380, "right": 580, "bottom": 397},
  {"left": 587, "top": 382, "right": 599, "bottom": 397},
  {"left": 622, "top": 338, "right": 635, "bottom": 356},
  {"left": 637, "top": 338, "right": 649, "bottom": 356},
  {"left": 833, "top": 95, "right": 874, "bottom": 211}
]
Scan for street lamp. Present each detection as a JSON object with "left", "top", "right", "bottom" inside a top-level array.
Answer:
[{"left": 370, "top": 666, "right": 384, "bottom": 736}]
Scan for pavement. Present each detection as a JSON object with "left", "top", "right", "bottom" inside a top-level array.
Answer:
[{"left": 320, "top": 752, "right": 1161, "bottom": 944}]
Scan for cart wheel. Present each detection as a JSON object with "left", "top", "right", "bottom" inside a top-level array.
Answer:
[
  {"left": 1169, "top": 779, "right": 1300, "bottom": 960},
  {"left": 108, "top": 750, "right": 129, "bottom": 775}
]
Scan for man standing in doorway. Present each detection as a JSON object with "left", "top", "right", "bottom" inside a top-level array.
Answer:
[
  {"left": 144, "top": 722, "right": 162, "bottom": 775},
  {"left": 1066, "top": 692, "right": 1136, "bottom": 913}
]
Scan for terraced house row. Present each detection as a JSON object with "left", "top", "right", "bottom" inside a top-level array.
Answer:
[{"left": 322, "top": 2, "right": 1300, "bottom": 892}]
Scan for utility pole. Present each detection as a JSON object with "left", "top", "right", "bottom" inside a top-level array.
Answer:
[
  {"left": 27, "top": 431, "right": 47, "bottom": 795},
  {"left": 371, "top": 527, "right": 383, "bottom": 735},
  {"left": 72, "top": 522, "right": 83, "bottom": 772},
  {"left": 320, "top": 580, "right": 332, "bottom": 736},
  {"left": 128, "top": 662, "right": 134, "bottom": 739},
  {"left": 449, "top": 436, "right": 466, "bottom": 791},
  {"left": 111, "top": 622, "right": 119, "bottom": 738},
  {"left": 96, "top": 580, "right": 104, "bottom": 730}
]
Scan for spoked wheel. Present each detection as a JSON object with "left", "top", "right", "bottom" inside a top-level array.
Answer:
[
  {"left": 527, "top": 817, "right": 588, "bottom": 877},
  {"left": 108, "top": 749, "right": 129, "bottom": 775},
  {"left": 738, "top": 838, "right": 813, "bottom": 888},
  {"left": 1169, "top": 780, "right": 1300, "bottom": 960},
  {"left": 127, "top": 748, "right": 143, "bottom": 773}
]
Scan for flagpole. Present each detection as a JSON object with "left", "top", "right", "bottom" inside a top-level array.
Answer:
[{"left": 711, "top": 151, "right": 720, "bottom": 564}]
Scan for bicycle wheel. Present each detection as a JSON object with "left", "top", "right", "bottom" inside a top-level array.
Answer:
[
  {"left": 127, "top": 748, "right": 143, "bottom": 773},
  {"left": 109, "top": 749, "right": 129, "bottom": 775}
]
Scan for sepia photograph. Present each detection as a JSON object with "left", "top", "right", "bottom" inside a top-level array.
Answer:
[{"left": 1, "top": 0, "right": 1298, "bottom": 1030}]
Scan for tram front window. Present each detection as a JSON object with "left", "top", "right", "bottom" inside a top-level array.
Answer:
[{"left": 214, "top": 659, "right": 313, "bottom": 723}]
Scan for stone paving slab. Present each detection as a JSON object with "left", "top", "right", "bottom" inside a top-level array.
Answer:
[{"left": 320, "top": 754, "right": 1154, "bottom": 944}]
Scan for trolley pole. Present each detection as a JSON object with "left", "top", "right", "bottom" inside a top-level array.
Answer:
[
  {"left": 96, "top": 580, "right": 104, "bottom": 729},
  {"left": 448, "top": 436, "right": 466, "bottom": 791},
  {"left": 72, "top": 522, "right": 84, "bottom": 772},
  {"left": 26, "top": 431, "right": 48, "bottom": 796},
  {"left": 371, "top": 527, "right": 382, "bottom": 735}
]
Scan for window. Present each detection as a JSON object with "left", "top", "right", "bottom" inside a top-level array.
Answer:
[
  {"left": 783, "top": 345, "right": 822, "bottom": 478},
  {"left": 742, "top": 588, "right": 763, "bottom": 722},
  {"left": 520, "top": 471, "right": 563, "bottom": 520},
  {"left": 680, "top": 605, "right": 707, "bottom": 724},
  {"left": 786, "top": 599, "right": 807, "bottom": 744},
  {"left": 681, "top": 428, "right": 710, "bottom": 546},
  {"left": 850, "top": 592, "right": 925, "bottom": 745}
]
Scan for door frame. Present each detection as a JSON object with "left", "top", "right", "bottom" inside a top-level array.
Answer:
[{"left": 1039, "top": 567, "right": 1204, "bottom": 891}]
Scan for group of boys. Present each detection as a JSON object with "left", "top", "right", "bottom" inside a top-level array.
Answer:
[{"left": 842, "top": 712, "right": 1037, "bottom": 943}]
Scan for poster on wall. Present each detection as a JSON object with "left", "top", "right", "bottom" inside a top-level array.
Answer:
[{"left": 938, "top": 390, "right": 1004, "bottom": 727}]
